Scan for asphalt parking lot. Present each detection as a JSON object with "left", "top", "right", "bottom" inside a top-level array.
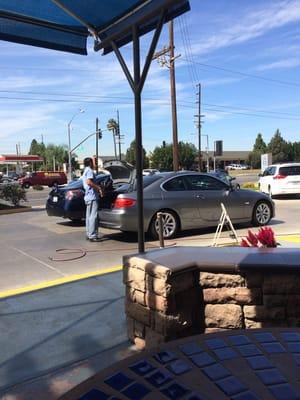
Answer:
[{"left": 0, "top": 190, "right": 300, "bottom": 294}]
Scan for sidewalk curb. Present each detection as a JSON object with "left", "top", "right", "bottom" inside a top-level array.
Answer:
[
  {"left": 0, "top": 265, "right": 122, "bottom": 300},
  {"left": 0, "top": 206, "right": 32, "bottom": 215}
]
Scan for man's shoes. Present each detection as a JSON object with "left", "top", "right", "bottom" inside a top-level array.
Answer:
[{"left": 89, "top": 237, "right": 103, "bottom": 242}]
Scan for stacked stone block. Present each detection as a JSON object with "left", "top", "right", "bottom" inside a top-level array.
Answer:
[
  {"left": 123, "top": 255, "right": 203, "bottom": 349},
  {"left": 124, "top": 251, "right": 300, "bottom": 349}
]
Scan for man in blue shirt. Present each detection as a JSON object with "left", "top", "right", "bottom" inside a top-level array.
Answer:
[{"left": 82, "top": 157, "right": 103, "bottom": 242}]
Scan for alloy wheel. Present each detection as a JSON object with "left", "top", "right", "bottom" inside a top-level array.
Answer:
[
  {"left": 154, "top": 212, "right": 177, "bottom": 238},
  {"left": 255, "top": 202, "right": 271, "bottom": 225}
]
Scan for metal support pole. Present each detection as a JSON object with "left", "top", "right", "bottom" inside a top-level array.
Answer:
[
  {"left": 95, "top": 117, "right": 99, "bottom": 174},
  {"left": 133, "top": 25, "right": 145, "bottom": 253},
  {"left": 117, "top": 110, "right": 121, "bottom": 160},
  {"left": 157, "top": 212, "right": 165, "bottom": 248},
  {"left": 169, "top": 20, "right": 179, "bottom": 172},
  {"left": 68, "top": 123, "right": 72, "bottom": 181}
]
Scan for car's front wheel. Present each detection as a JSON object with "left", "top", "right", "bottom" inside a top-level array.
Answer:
[
  {"left": 149, "top": 210, "right": 179, "bottom": 240},
  {"left": 252, "top": 201, "right": 272, "bottom": 226}
]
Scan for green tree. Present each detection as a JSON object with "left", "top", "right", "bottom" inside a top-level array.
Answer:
[
  {"left": 107, "top": 118, "right": 119, "bottom": 159},
  {"left": 28, "top": 139, "right": 46, "bottom": 170},
  {"left": 267, "top": 129, "right": 289, "bottom": 163},
  {"left": 292, "top": 141, "right": 300, "bottom": 161},
  {"left": 150, "top": 141, "right": 197, "bottom": 170},
  {"left": 247, "top": 133, "right": 267, "bottom": 168},
  {"left": 178, "top": 142, "right": 197, "bottom": 170},
  {"left": 125, "top": 140, "right": 149, "bottom": 168}
]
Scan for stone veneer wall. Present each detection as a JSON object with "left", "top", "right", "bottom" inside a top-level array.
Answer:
[{"left": 124, "top": 253, "right": 300, "bottom": 350}]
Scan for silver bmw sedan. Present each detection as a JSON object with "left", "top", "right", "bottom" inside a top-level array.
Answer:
[{"left": 99, "top": 172, "right": 275, "bottom": 239}]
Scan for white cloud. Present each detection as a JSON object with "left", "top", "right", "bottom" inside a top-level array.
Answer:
[
  {"left": 190, "top": 0, "right": 300, "bottom": 56},
  {"left": 255, "top": 58, "right": 300, "bottom": 71}
]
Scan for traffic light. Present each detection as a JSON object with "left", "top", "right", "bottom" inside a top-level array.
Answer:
[
  {"left": 98, "top": 129, "right": 102, "bottom": 139},
  {"left": 215, "top": 140, "right": 223, "bottom": 156}
]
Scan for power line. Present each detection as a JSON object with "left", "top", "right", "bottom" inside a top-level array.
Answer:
[{"left": 180, "top": 58, "right": 300, "bottom": 88}]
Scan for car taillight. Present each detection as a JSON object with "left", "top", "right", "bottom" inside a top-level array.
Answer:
[
  {"left": 113, "top": 197, "right": 136, "bottom": 208},
  {"left": 66, "top": 189, "right": 83, "bottom": 200},
  {"left": 273, "top": 174, "right": 286, "bottom": 180}
]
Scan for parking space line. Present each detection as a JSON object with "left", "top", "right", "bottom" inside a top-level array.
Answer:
[
  {"left": 10, "top": 246, "right": 66, "bottom": 276},
  {"left": 278, "top": 235, "right": 300, "bottom": 243},
  {"left": 0, "top": 265, "right": 122, "bottom": 299}
]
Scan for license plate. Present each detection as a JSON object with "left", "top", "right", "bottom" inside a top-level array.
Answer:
[{"left": 52, "top": 196, "right": 58, "bottom": 202}]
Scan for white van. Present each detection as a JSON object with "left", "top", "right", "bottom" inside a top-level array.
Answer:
[{"left": 259, "top": 163, "right": 300, "bottom": 196}]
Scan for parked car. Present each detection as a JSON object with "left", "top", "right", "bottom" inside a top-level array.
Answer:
[
  {"left": 143, "top": 169, "right": 160, "bottom": 176},
  {"left": 46, "top": 174, "right": 115, "bottom": 222},
  {"left": 46, "top": 161, "right": 134, "bottom": 222},
  {"left": 209, "top": 171, "right": 240, "bottom": 190},
  {"left": 227, "top": 164, "right": 249, "bottom": 170},
  {"left": 259, "top": 163, "right": 300, "bottom": 196},
  {"left": 19, "top": 171, "right": 67, "bottom": 188},
  {"left": 99, "top": 172, "right": 275, "bottom": 239}
]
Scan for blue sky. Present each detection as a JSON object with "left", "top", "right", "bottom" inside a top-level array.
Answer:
[{"left": 1, "top": 0, "right": 300, "bottom": 158}]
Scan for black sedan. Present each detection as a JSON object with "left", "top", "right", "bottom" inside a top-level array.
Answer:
[{"left": 46, "top": 174, "right": 114, "bottom": 222}]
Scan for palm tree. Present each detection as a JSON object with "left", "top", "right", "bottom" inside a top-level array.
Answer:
[{"left": 107, "top": 118, "right": 119, "bottom": 159}]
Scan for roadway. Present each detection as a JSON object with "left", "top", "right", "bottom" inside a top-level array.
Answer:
[{"left": 1, "top": 189, "right": 300, "bottom": 294}]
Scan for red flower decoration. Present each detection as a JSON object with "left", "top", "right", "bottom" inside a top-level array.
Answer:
[{"left": 240, "top": 227, "right": 277, "bottom": 248}]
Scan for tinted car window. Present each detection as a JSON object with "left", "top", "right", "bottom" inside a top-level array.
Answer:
[
  {"left": 163, "top": 177, "right": 187, "bottom": 191},
  {"left": 279, "top": 166, "right": 300, "bottom": 176},
  {"left": 185, "top": 175, "right": 227, "bottom": 190},
  {"left": 130, "top": 174, "right": 164, "bottom": 191}
]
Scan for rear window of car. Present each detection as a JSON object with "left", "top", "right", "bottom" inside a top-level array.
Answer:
[
  {"left": 129, "top": 174, "right": 164, "bottom": 191},
  {"left": 279, "top": 166, "right": 300, "bottom": 176}
]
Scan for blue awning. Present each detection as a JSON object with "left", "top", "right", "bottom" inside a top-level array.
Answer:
[{"left": 0, "top": 0, "right": 190, "bottom": 55}]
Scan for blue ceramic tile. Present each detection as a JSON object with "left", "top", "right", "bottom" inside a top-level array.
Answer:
[
  {"left": 293, "top": 354, "right": 300, "bottom": 366},
  {"left": 202, "top": 363, "right": 231, "bottom": 381},
  {"left": 269, "top": 383, "right": 300, "bottom": 400},
  {"left": 161, "top": 382, "right": 190, "bottom": 399},
  {"left": 154, "top": 351, "right": 177, "bottom": 364},
  {"left": 121, "top": 382, "right": 151, "bottom": 400},
  {"left": 216, "top": 376, "right": 247, "bottom": 396},
  {"left": 287, "top": 342, "right": 300, "bottom": 353},
  {"left": 79, "top": 388, "right": 109, "bottom": 400},
  {"left": 189, "top": 352, "right": 216, "bottom": 368},
  {"left": 129, "top": 360, "right": 155, "bottom": 376},
  {"left": 166, "top": 359, "right": 192, "bottom": 375},
  {"left": 104, "top": 372, "right": 133, "bottom": 391},
  {"left": 261, "top": 342, "right": 286, "bottom": 354},
  {"left": 253, "top": 332, "right": 276, "bottom": 343},
  {"left": 187, "top": 394, "right": 207, "bottom": 400},
  {"left": 256, "top": 368, "right": 286, "bottom": 385},
  {"left": 236, "top": 344, "right": 262, "bottom": 357},
  {"left": 231, "top": 392, "right": 260, "bottom": 400},
  {"left": 228, "top": 335, "right": 251, "bottom": 346},
  {"left": 205, "top": 338, "right": 227, "bottom": 349},
  {"left": 246, "top": 356, "right": 273, "bottom": 370},
  {"left": 213, "top": 347, "right": 238, "bottom": 361},
  {"left": 179, "top": 342, "right": 203, "bottom": 356},
  {"left": 281, "top": 332, "right": 300, "bottom": 342},
  {"left": 145, "top": 370, "right": 172, "bottom": 387}
]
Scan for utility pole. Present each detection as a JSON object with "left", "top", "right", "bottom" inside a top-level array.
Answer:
[
  {"left": 153, "top": 20, "right": 180, "bottom": 171},
  {"left": 117, "top": 110, "right": 121, "bottom": 160},
  {"left": 95, "top": 117, "right": 99, "bottom": 174},
  {"left": 196, "top": 83, "right": 202, "bottom": 171}
]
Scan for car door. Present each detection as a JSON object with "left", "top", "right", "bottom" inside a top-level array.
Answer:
[
  {"left": 260, "top": 166, "right": 276, "bottom": 193},
  {"left": 161, "top": 176, "right": 200, "bottom": 229},
  {"left": 183, "top": 174, "right": 246, "bottom": 226}
]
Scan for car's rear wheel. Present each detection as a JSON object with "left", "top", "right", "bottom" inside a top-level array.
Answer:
[
  {"left": 252, "top": 201, "right": 272, "bottom": 226},
  {"left": 149, "top": 210, "right": 179, "bottom": 240}
]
